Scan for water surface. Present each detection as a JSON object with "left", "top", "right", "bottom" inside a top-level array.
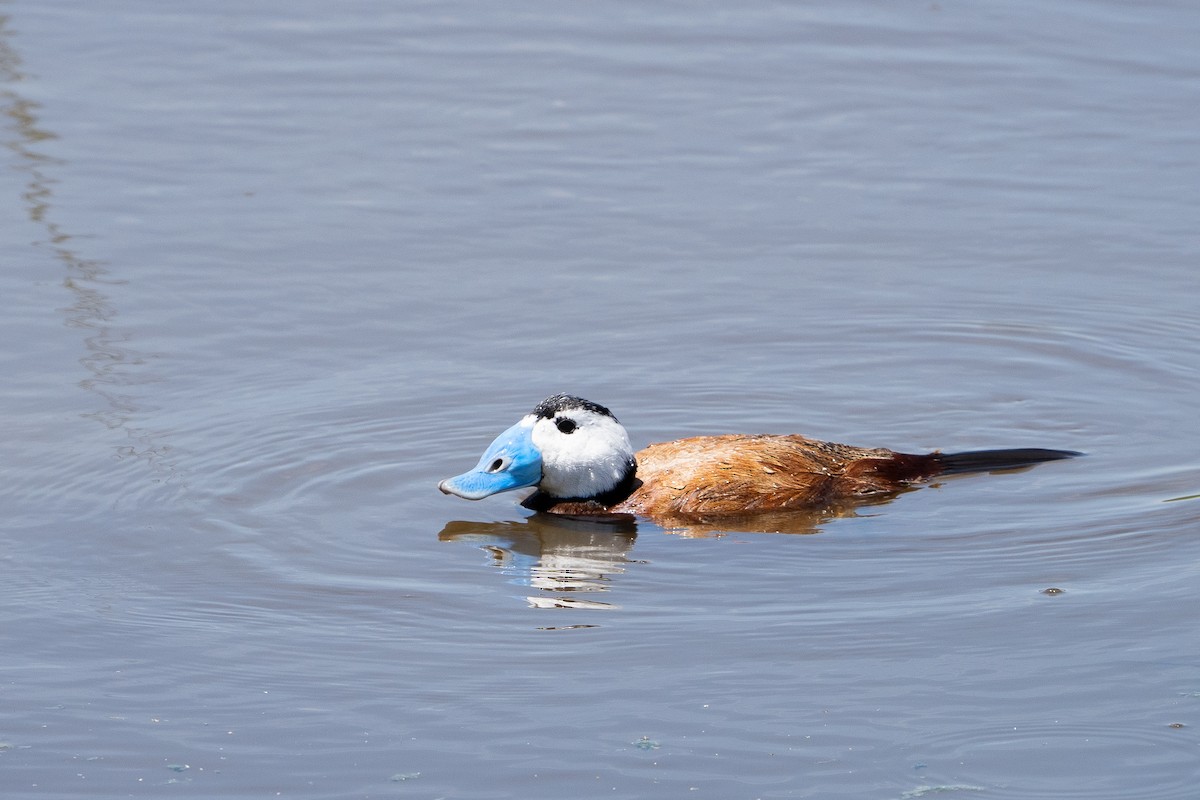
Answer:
[{"left": 3, "top": 1, "right": 1199, "bottom": 798}]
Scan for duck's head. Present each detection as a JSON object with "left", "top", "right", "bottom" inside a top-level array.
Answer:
[{"left": 438, "top": 394, "right": 636, "bottom": 502}]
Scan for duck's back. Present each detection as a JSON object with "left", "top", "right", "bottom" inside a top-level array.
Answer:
[{"left": 612, "top": 434, "right": 939, "bottom": 516}]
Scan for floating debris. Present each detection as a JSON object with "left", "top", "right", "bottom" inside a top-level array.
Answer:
[
  {"left": 536, "top": 624, "right": 600, "bottom": 631},
  {"left": 901, "top": 785, "right": 985, "bottom": 799},
  {"left": 1041, "top": 587, "right": 1065, "bottom": 595},
  {"left": 633, "top": 736, "right": 660, "bottom": 751},
  {"left": 390, "top": 772, "right": 421, "bottom": 782}
]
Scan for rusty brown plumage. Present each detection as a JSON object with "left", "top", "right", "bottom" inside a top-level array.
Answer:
[
  {"left": 523, "top": 434, "right": 1078, "bottom": 523},
  {"left": 622, "top": 434, "right": 931, "bottom": 515},
  {"left": 523, "top": 434, "right": 935, "bottom": 518}
]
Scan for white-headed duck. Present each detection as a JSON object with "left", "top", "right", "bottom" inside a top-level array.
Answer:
[{"left": 438, "top": 393, "right": 1079, "bottom": 522}]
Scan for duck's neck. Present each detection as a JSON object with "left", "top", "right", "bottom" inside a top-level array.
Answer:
[{"left": 522, "top": 458, "right": 640, "bottom": 512}]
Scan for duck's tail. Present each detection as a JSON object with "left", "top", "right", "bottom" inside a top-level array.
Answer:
[{"left": 932, "top": 448, "right": 1082, "bottom": 476}]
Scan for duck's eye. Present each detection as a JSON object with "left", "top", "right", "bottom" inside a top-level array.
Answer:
[
  {"left": 486, "top": 457, "right": 506, "bottom": 473},
  {"left": 556, "top": 418, "right": 577, "bottom": 434}
]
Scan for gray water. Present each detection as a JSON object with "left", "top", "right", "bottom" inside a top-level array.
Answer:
[{"left": 3, "top": 1, "right": 1199, "bottom": 798}]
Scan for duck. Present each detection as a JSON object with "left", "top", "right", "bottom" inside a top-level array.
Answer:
[{"left": 438, "top": 393, "right": 1079, "bottom": 522}]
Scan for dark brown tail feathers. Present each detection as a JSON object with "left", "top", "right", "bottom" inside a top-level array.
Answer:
[{"left": 933, "top": 448, "right": 1081, "bottom": 476}]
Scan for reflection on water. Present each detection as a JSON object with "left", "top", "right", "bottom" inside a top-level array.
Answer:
[
  {"left": 438, "top": 491, "right": 912, "bottom": 608},
  {"left": 439, "top": 515, "right": 637, "bottom": 609},
  {"left": 0, "top": 13, "right": 169, "bottom": 473},
  {"left": 631, "top": 489, "right": 915, "bottom": 536}
]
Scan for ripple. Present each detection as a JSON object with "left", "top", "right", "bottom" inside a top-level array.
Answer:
[{"left": 905, "top": 721, "right": 1200, "bottom": 800}]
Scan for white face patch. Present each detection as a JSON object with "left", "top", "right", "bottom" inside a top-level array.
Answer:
[{"left": 529, "top": 408, "right": 635, "bottom": 500}]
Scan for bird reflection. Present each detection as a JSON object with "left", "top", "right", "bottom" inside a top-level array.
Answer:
[
  {"left": 641, "top": 495, "right": 900, "bottom": 536},
  {"left": 438, "top": 492, "right": 910, "bottom": 608},
  {"left": 439, "top": 514, "right": 638, "bottom": 609}
]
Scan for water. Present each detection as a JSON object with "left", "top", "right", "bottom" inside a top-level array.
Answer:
[{"left": 3, "top": 0, "right": 1199, "bottom": 797}]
